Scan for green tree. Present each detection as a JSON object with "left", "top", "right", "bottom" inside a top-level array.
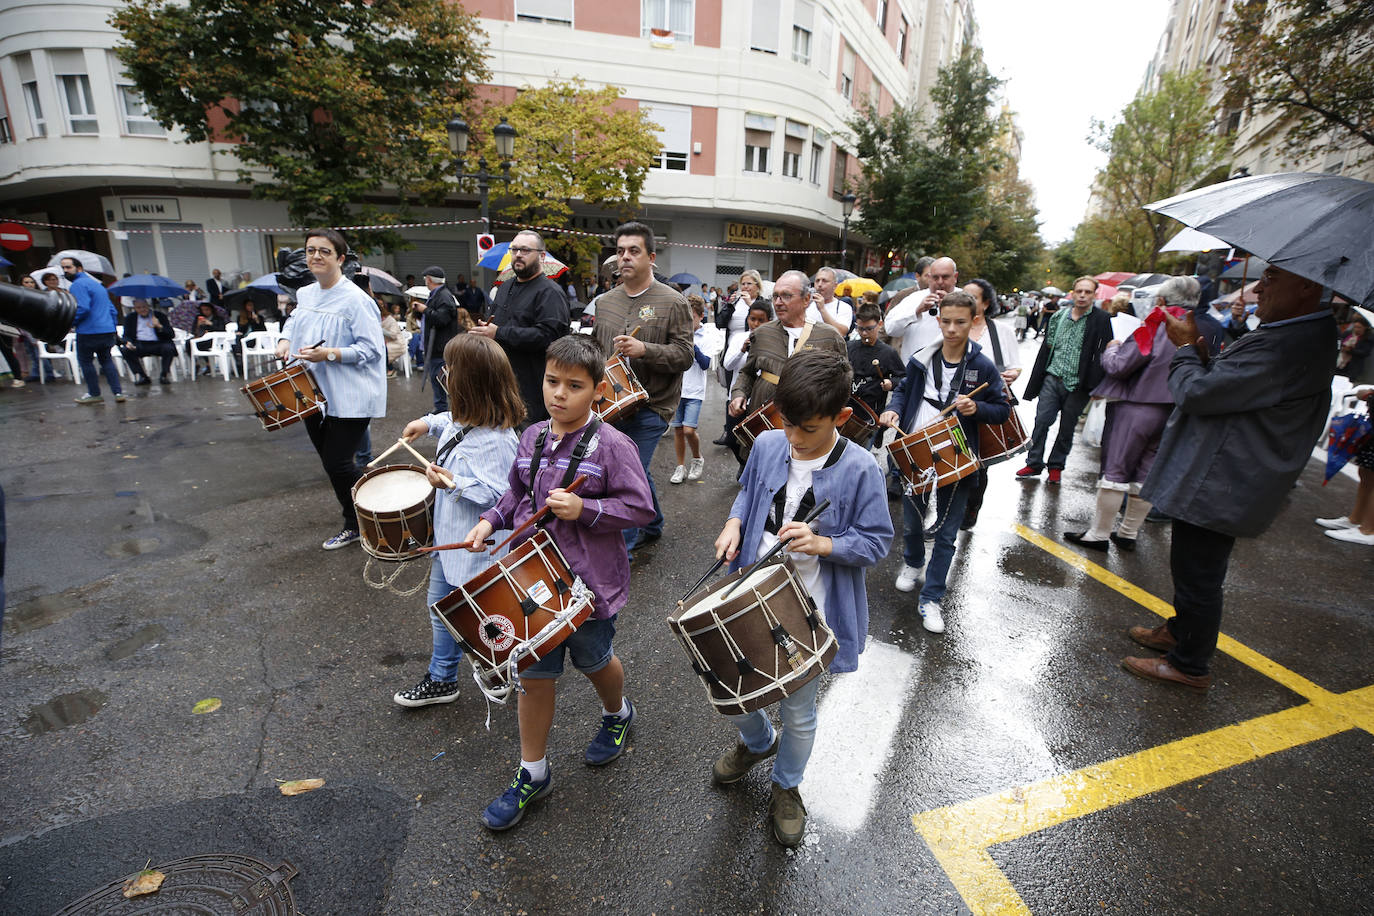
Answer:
[
  {"left": 112, "top": 0, "right": 490, "bottom": 252},
  {"left": 1222, "top": 0, "right": 1374, "bottom": 166},
  {"left": 1087, "top": 70, "right": 1230, "bottom": 270},
  {"left": 466, "top": 78, "right": 664, "bottom": 274}
]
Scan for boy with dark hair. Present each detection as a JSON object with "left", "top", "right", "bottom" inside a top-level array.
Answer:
[
  {"left": 711, "top": 348, "right": 893, "bottom": 848},
  {"left": 464, "top": 333, "right": 655, "bottom": 831},
  {"left": 847, "top": 303, "right": 906, "bottom": 421},
  {"left": 880, "top": 290, "right": 1009, "bottom": 632}
]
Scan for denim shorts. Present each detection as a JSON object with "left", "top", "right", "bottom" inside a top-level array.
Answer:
[
  {"left": 671, "top": 397, "right": 703, "bottom": 429},
  {"left": 522, "top": 615, "right": 617, "bottom": 679}
]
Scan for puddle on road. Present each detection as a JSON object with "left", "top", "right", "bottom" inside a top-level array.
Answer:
[
  {"left": 106, "top": 624, "right": 167, "bottom": 661},
  {"left": 5, "top": 594, "right": 84, "bottom": 635},
  {"left": 21, "top": 689, "right": 108, "bottom": 736},
  {"left": 104, "top": 537, "right": 161, "bottom": 558}
]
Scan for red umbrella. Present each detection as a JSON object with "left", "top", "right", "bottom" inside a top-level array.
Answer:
[
  {"left": 1094, "top": 271, "right": 1134, "bottom": 286},
  {"left": 1095, "top": 283, "right": 1119, "bottom": 301}
]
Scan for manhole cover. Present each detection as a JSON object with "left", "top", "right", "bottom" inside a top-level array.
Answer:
[{"left": 53, "top": 854, "right": 298, "bottom": 914}]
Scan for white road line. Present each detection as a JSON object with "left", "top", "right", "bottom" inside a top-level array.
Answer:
[{"left": 805, "top": 639, "right": 919, "bottom": 834}]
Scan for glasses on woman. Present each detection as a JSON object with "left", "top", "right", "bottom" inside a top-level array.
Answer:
[{"left": 305, "top": 246, "right": 336, "bottom": 257}]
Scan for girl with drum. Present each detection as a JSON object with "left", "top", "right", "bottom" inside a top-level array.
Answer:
[
  {"left": 274, "top": 228, "right": 387, "bottom": 550},
  {"left": 392, "top": 335, "right": 525, "bottom": 707}
]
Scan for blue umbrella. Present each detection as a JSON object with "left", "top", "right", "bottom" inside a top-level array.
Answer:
[
  {"left": 246, "top": 273, "right": 289, "bottom": 295},
  {"left": 668, "top": 272, "right": 703, "bottom": 287},
  {"left": 0, "top": 255, "right": 12, "bottom": 268},
  {"left": 107, "top": 273, "right": 187, "bottom": 299},
  {"left": 477, "top": 242, "right": 511, "bottom": 271}
]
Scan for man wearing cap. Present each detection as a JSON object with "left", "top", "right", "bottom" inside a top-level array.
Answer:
[
  {"left": 412, "top": 265, "right": 460, "bottom": 414},
  {"left": 1121, "top": 265, "right": 1337, "bottom": 690},
  {"left": 472, "top": 229, "right": 570, "bottom": 424}
]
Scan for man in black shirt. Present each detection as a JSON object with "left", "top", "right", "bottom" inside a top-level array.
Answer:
[{"left": 471, "top": 230, "right": 570, "bottom": 424}]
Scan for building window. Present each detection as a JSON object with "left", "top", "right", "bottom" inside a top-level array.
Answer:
[
  {"left": 23, "top": 81, "right": 46, "bottom": 138},
  {"left": 792, "top": 0, "right": 814, "bottom": 64},
  {"left": 814, "top": 9, "right": 835, "bottom": 76},
  {"left": 516, "top": 0, "right": 573, "bottom": 26},
  {"left": 840, "top": 44, "right": 856, "bottom": 101},
  {"left": 898, "top": 15, "right": 909, "bottom": 62},
  {"left": 119, "top": 85, "right": 165, "bottom": 136},
  {"left": 782, "top": 120, "right": 807, "bottom": 179},
  {"left": 643, "top": 0, "right": 694, "bottom": 42},
  {"left": 809, "top": 142, "right": 824, "bottom": 184},
  {"left": 643, "top": 101, "right": 691, "bottom": 172},
  {"left": 744, "top": 112, "right": 775, "bottom": 174},
  {"left": 0, "top": 116, "right": 11, "bottom": 144},
  {"left": 57, "top": 74, "right": 98, "bottom": 134},
  {"left": 750, "top": 0, "right": 780, "bottom": 53},
  {"left": 832, "top": 148, "right": 848, "bottom": 198},
  {"left": 877, "top": 0, "right": 888, "bottom": 32}
]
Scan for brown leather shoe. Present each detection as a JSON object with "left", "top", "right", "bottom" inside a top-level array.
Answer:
[
  {"left": 1128, "top": 622, "right": 1177, "bottom": 652},
  {"left": 1121, "top": 656, "right": 1212, "bottom": 690}
]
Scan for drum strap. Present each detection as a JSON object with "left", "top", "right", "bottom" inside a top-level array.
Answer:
[
  {"left": 528, "top": 418, "right": 603, "bottom": 517},
  {"left": 924, "top": 351, "right": 969, "bottom": 414},
  {"left": 764, "top": 437, "right": 845, "bottom": 536},
  {"left": 985, "top": 322, "right": 1004, "bottom": 369},
  {"left": 434, "top": 424, "right": 475, "bottom": 467}
]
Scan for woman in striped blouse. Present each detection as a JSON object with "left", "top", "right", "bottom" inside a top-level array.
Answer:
[{"left": 275, "top": 228, "right": 387, "bottom": 549}]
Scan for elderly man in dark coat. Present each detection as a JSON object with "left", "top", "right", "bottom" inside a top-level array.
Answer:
[{"left": 1123, "top": 265, "right": 1337, "bottom": 690}]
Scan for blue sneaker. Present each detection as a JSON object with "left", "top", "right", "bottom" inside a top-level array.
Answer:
[
  {"left": 480, "top": 766, "right": 552, "bottom": 831},
  {"left": 585, "top": 699, "right": 634, "bottom": 766}
]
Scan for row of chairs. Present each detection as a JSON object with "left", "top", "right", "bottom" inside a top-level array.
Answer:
[{"left": 33, "top": 323, "right": 412, "bottom": 383}]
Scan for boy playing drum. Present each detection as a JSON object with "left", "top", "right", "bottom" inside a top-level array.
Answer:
[{"left": 711, "top": 349, "right": 893, "bottom": 847}]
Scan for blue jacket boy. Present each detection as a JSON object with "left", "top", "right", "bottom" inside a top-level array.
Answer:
[{"left": 886, "top": 339, "right": 1010, "bottom": 447}]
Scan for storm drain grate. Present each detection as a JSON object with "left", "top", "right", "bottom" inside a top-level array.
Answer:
[{"left": 53, "top": 854, "right": 298, "bottom": 915}]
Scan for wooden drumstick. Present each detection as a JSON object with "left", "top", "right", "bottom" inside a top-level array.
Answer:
[
  {"left": 936, "top": 382, "right": 988, "bottom": 418},
  {"left": 719, "top": 498, "right": 831, "bottom": 601},
  {"left": 397, "top": 436, "right": 432, "bottom": 467},
  {"left": 488, "top": 474, "right": 589, "bottom": 554},
  {"left": 366, "top": 437, "right": 412, "bottom": 468},
  {"left": 629, "top": 325, "right": 642, "bottom": 338},
  {"left": 417, "top": 538, "right": 495, "bottom": 553}
]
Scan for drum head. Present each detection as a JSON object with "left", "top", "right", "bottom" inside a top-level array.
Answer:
[{"left": 354, "top": 467, "right": 431, "bottom": 511}]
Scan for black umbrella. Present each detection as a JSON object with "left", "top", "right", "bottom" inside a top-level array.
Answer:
[{"left": 1144, "top": 172, "right": 1374, "bottom": 307}]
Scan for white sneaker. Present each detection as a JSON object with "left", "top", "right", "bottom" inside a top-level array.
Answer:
[
  {"left": 670, "top": 465, "right": 687, "bottom": 484},
  {"left": 895, "top": 563, "right": 923, "bottom": 592},
  {"left": 919, "top": 600, "right": 945, "bottom": 633},
  {"left": 1326, "top": 526, "right": 1374, "bottom": 545},
  {"left": 1316, "top": 516, "right": 1356, "bottom": 530},
  {"left": 688, "top": 457, "right": 705, "bottom": 481}
]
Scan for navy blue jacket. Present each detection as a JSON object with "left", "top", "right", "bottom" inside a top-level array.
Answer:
[{"left": 886, "top": 340, "right": 1010, "bottom": 455}]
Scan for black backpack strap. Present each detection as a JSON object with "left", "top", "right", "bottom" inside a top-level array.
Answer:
[
  {"left": 529, "top": 418, "right": 602, "bottom": 521},
  {"left": 434, "top": 424, "right": 474, "bottom": 467},
  {"left": 986, "top": 323, "right": 1004, "bottom": 369},
  {"left": 527, "top": 422, "right": 552, "bottom": 515}
]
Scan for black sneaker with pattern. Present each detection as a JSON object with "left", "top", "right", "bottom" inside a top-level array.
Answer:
[{"left": 393, "top": 676, "right": 460, "bottom": 708}]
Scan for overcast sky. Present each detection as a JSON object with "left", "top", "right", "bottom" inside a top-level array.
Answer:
[{"left": 974, "top": 0, "right": 1171, "bottom": 245}]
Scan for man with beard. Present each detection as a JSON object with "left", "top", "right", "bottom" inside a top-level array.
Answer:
[{"left": 472, "top": 230, "right": 571, "bottom": 424}]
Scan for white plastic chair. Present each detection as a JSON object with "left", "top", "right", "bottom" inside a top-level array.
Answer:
[
  {"left": 265, "top": 320, "right": 280, "bottom": 335},
  {"left": 240, "top": 330, "right": 280, "bottom": 379},
  {"left": 189, "top": 331, "right": 236, "bottom": 380},
  {"left": 397, "top": 330, "right": 412, "bottom": 379},
  {"left": 172, "top": 328, "right": 194, "bottom": 377},
  {"left": 37, "top": 332, "right": 80, "bottom": 383}
]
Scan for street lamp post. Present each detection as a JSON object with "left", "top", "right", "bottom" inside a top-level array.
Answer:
[
  {"left": 839, "top": 192, "right": 856, "bottom": 271},
  {"left": 446, "top": 116, "right": 517, "bottom": 229}
]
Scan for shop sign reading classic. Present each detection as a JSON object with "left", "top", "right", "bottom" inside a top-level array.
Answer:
[
  {"left": 725, "top": 223, "right": 784, "bottom": 248},
  {"left": 119, "top": 198, "right": 182, "bottom": 222}
]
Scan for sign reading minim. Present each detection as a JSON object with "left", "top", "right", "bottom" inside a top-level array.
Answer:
[{"left": 119, "top": 198, "right": 182, "bottom": 222}]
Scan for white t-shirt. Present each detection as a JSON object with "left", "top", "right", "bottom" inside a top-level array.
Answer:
[
  {"left": 681, "top": 324, "right": 709, "bottom": 401},
  {"left": 756, "top": 437, "right": 836, "bottom": 618},
  {"left": 806, "top": 297, "right": 853, "bottom": 332},
  {"left": 885, "top": 294, "right": 942, "bottom": 364},
  {"left": 912, "top": 354, "right": 960, "bottom": 431},
  {"left": 785, "top": 324, "right": 806, "bottom": 355}
]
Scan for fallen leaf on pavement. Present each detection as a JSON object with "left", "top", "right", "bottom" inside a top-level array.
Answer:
[
  {"left": 192, "top": 698, "right": 221, "bottom": 714},
  {"left": 123, "top": 869, "right": 165, "bottom": 897},
  {"left": 279, "top": 778, "right": 325, "bottom": 796}
]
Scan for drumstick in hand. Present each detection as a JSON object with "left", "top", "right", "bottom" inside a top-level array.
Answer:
[
  {"left": 629, "top": 325, "right": 642, "bottom": 338},
  {"left": 366, "top": 437, "right": 412, "bottom": 468},
  {"left": 417, "top": 538, "right": 494, "bottom": 553},
  {"left": 397, "top": 437, "right": 432, "bottom": 467},
  {"left": 489, "top": 474, "right": 589, "bottom": 554},
  {"left": 936, "top": 382, "right": 988, "bottom": 418}
]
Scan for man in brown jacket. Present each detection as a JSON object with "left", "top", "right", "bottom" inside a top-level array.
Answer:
[{"left": 592, "top": 221, "right": 694, "bottom": 553}]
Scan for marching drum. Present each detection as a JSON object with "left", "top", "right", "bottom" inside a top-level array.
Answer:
[
  {"left": 668, "top": 558, "right": 837, "bottom": 716},
  {"left": 593, "top": 355, "right": 649, "bottom": 424},
  {"left": 978, "top": 397, "right": 1029, "bottom": 466},
  {"left": 351, "top": 465, "right": 435, "bottom": 561},
  {"left": 889, "top": 414, "right": 980, "bottom": 492},
  {"left": 839, "top": 397, "right": 882, "bottom": 445},
  {"left": 241, "top": 363, "right": 325, "bottom": 432},
  {"left": 736, "top": 398, "right": 882, "bottom": 450},
  {"left": 432, "top": 529, "right": 595, "bottom": 702}
]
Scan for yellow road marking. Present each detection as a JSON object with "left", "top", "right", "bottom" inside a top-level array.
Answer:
[{"left": 910, "top": 526, "right": 1374, "bottom": 915}]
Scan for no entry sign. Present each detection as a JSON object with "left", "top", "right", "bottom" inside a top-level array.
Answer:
[{"left": 0, "top": 222, "right": 33, "bottom": 252}]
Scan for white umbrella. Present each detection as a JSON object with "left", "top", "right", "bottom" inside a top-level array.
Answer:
[
  {"left": 1159, "top": 226, "right": 1231, "bottom": 253},
  {"left": 30, "top": 267, "right": 70, "bottom": 290},
  {"left": 47, "top": 249, "right": 115, "bottom": 277}
]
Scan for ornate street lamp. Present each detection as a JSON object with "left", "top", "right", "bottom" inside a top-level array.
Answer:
[
  {"left": 446, "top": 115, "right": 517, "bottom": 228},
  {"left": 839, "top": 192, "right": 857, "bottom": 271}
]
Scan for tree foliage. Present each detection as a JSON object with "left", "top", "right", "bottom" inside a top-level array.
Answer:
[
  {"left": 111, "top": 0, "right": 490, "bottom": 251},
  {"left": 465, "top": 79, "right": 664, "bottom": 274},
  {"left": 1222, "top": 0, "right": 1374, "bottom": 165},
  {"left": 1085, "top": 70, "right": 1230, "bottom": 270},
  {"left": 845, "top": 48, "right": 1043, "bottom": 289}
]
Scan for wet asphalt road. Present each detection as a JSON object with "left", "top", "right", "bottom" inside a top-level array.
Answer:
[{"left": 1, "top": 332, "right": 1370, "bottom": 915}]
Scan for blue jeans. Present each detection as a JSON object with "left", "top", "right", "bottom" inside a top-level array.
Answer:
[
  {"left": 614, "top": 408, "right": 666, "bottom": 548},
  {"left": 902, "top": 477, "right": 971, "bottom": 604},
  {"left": 426, "top": 561, "right": 463, "bottom": 682},
  {"left": 727, "top": 675, "right": 822, "bottom": 790},
  {"left": 427, "top": 357, "right": 447, "bottom": 415},
  {"left": 76, "top": 333, "right": 122, "bottom": 397},
  {"left": 354, "top": 428, "right": 372, "bottom": 471}
]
